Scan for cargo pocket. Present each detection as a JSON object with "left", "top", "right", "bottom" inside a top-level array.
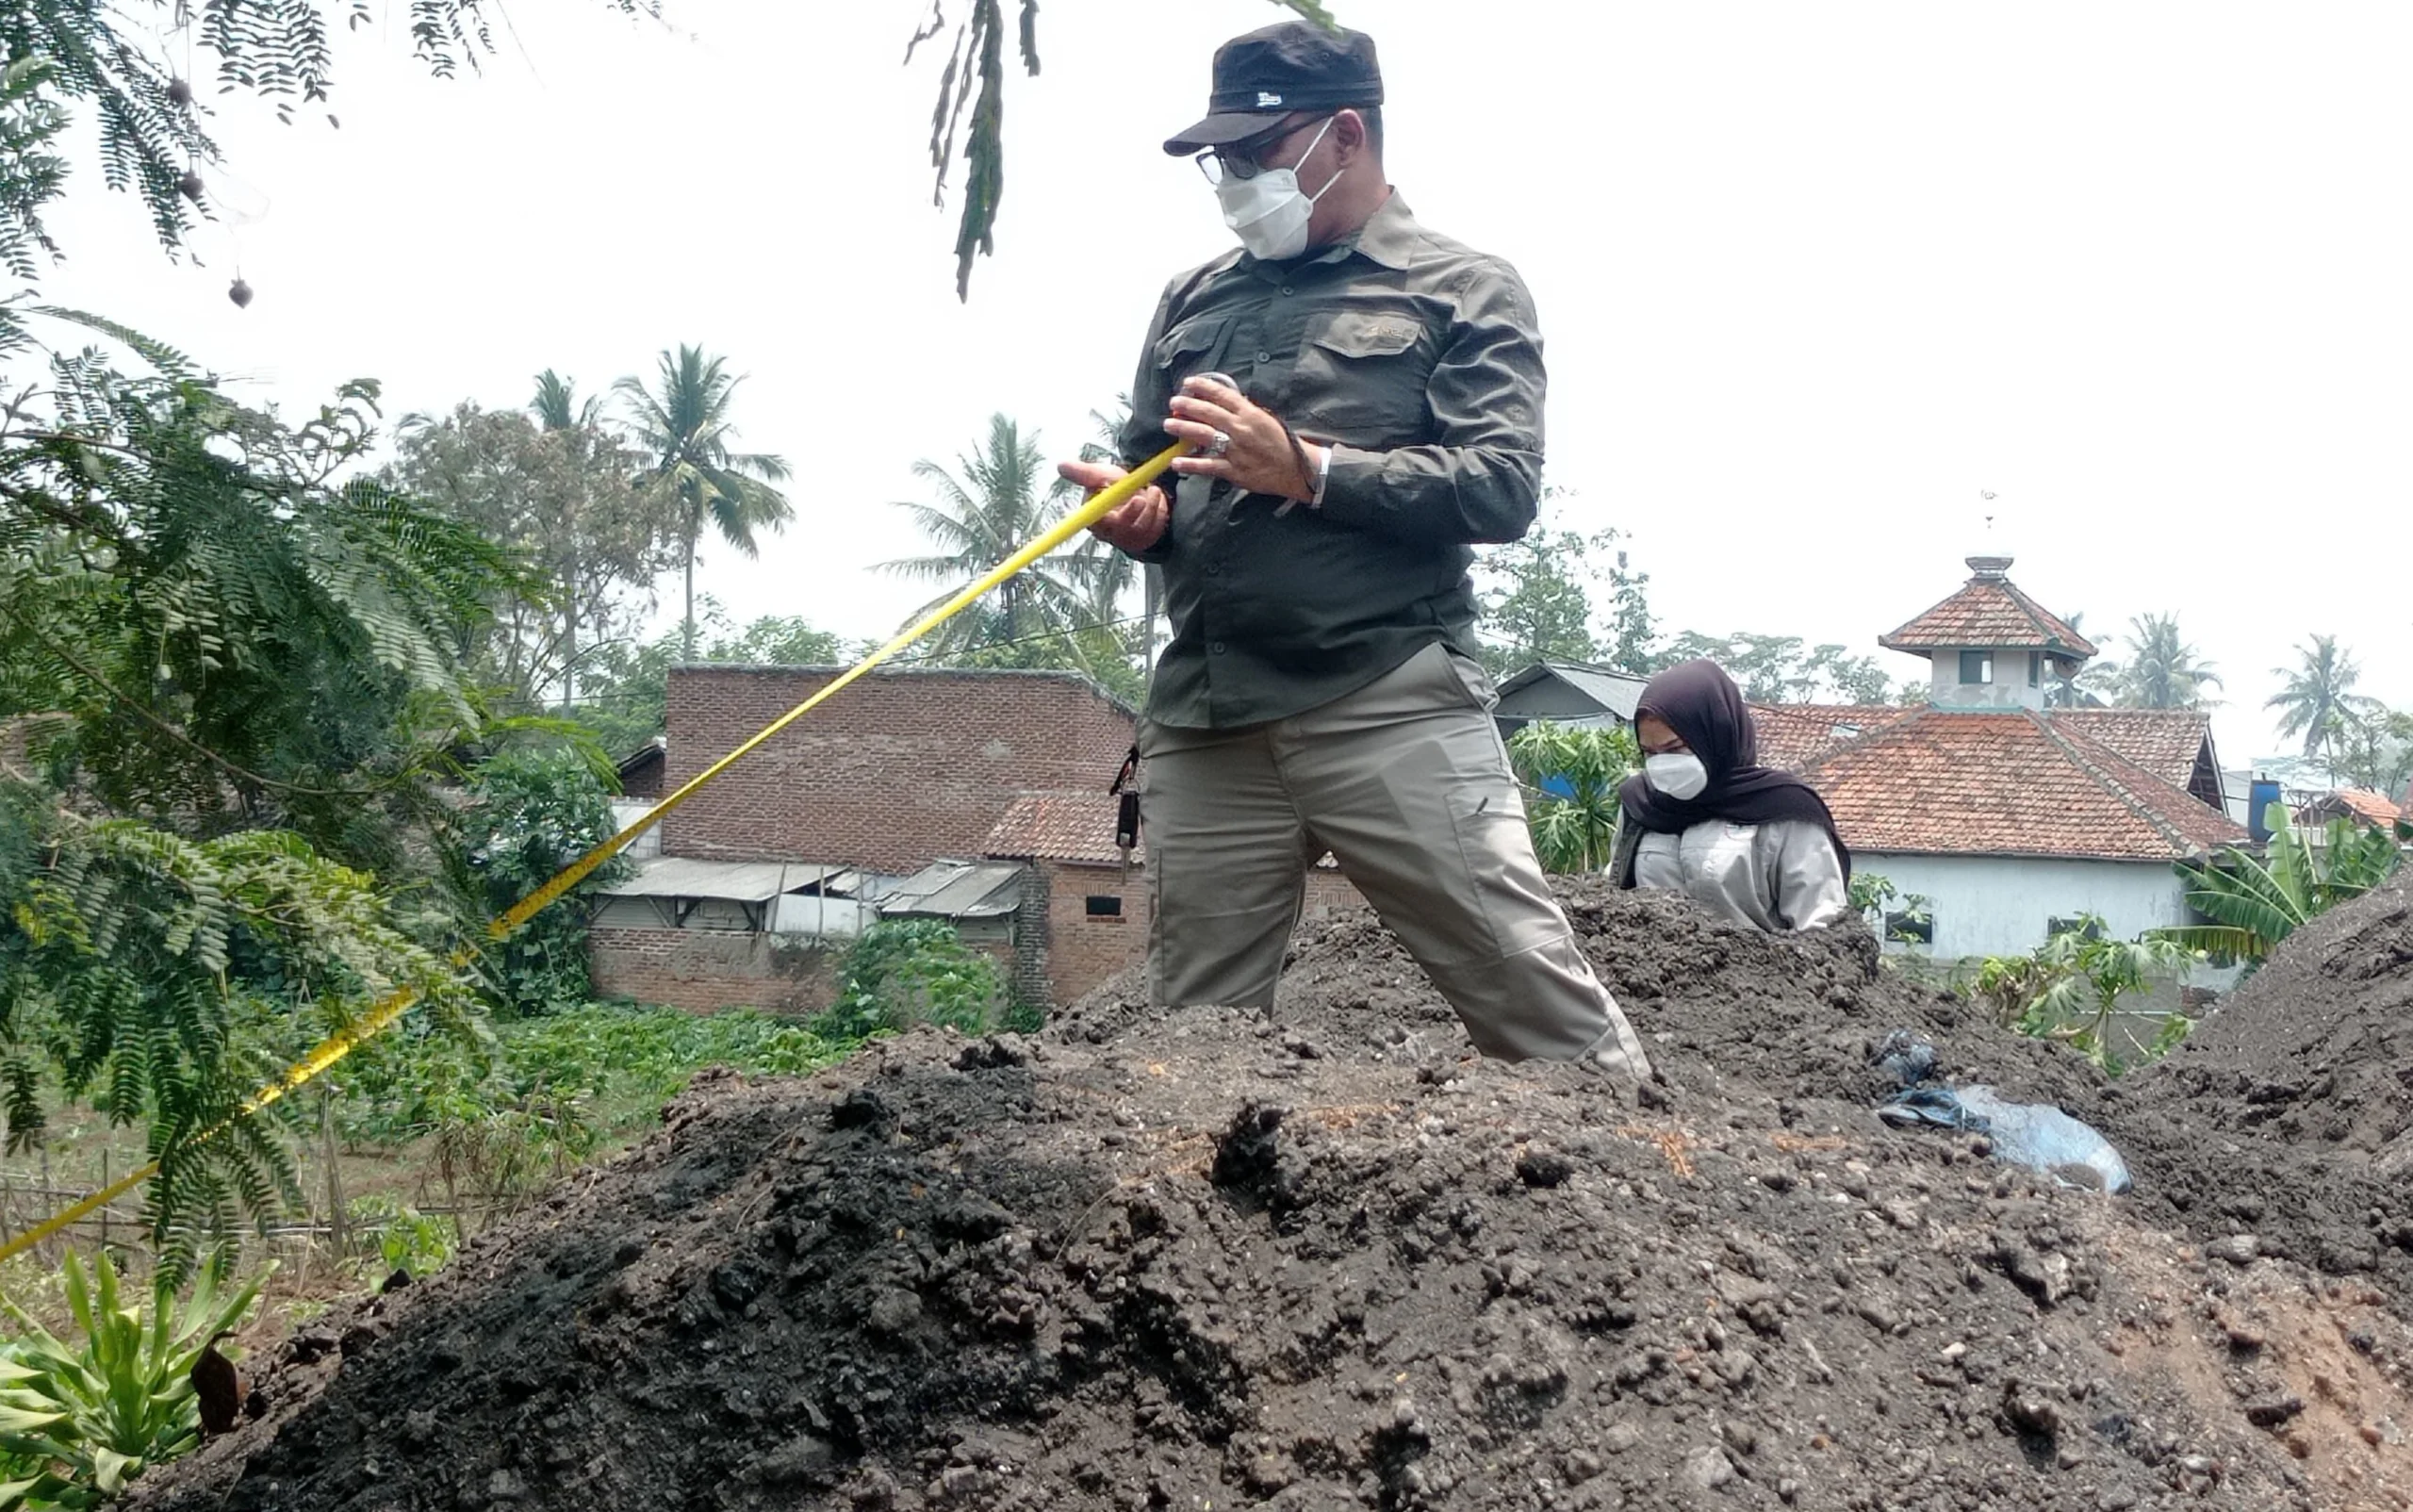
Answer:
[{"left": 1441, "top": 779, "right": 1556, "bottom": 966}]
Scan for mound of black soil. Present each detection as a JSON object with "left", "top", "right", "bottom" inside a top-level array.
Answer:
[
  {"left": 2111, "top": 875, "right": 2413, "bottom": 1281},
  {"left": 134, "top": 887, "right": 2413, "bottom": 1511}
]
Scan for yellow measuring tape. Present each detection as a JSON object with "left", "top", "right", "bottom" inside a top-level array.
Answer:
[{"left": 0, "top": 444, "right": 1188, "bottom": 1264}]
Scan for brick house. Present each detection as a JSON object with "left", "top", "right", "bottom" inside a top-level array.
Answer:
[
  {"left": 656, "top": 666, "right": 1141, "bottom": 874},
  {"left": 589, "top": 665, "right": 1145, "bottom": 1014},
  {"left": 979, "top": 794, "right": 1152, "bottom": 1008}
]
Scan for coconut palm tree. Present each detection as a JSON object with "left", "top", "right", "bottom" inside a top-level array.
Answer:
[
  {"left": 2046, "top": 610, "right": 2111, "bottom": 708},
  {"left": 880, "top": 413, "right": 1094, "bottom": 658},
  {"left": 530, "top": 370, "right": 601, "bottom": 432},
  {"left": 614, "top": 346, "right": 794, "bottom": 659},
  {"left": 2111, "top": 612, "right": 2221, "bottom": 710},
  {"left": 2266, "top": 634, "right": 2363, "bottom": 758}
]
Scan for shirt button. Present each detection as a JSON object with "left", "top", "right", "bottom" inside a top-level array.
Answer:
[
  {"left": 1278, "top": 286, "right": 1293, "bottom": 296},
  {"left": 1206, "top": 564, "right": 1223, "bottom": 575},
  {"left": 1255, "top": 350, "right": 1271, "bottom": 362},
  {"left": 1210, "top": 641, "right": 1227, "bottom": 655}
]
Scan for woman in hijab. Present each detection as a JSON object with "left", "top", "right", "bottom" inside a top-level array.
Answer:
[{"left": 1609, "top": 659, "right": 1852, "bottom": 932}]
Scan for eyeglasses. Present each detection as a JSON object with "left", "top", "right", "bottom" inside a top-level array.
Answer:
[{"left": 1193, "top": 115, "right": 1331, "bottom": 186}]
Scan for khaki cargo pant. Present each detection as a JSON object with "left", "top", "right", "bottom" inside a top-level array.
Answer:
[{"left": 1138, "top": 642, "right": 1650, "bottom": 1077}]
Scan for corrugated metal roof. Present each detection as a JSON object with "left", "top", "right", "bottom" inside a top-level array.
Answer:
[
  {"left": 878, "top": 860, "right": 1025, "bottom": 919},
  {"left": 1493, "top": 661, "right": 1650, "bottom": 720},
  {"left": 597, "top": 856, "right": 855, "bottom": 902}
]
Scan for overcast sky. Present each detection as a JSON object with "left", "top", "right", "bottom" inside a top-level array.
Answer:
[{"left": 30, "top": 0, "right": 2411, "bottom": 774}]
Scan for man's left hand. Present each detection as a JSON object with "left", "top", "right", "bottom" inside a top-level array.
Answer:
[{"left": 1164, "top": 375, "right": 1321, "bottom": 501}]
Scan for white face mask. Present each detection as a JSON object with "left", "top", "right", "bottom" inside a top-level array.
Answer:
[
  {"left": 1214, "top": 116, "right": 1341, "bottom": 260},
  {"left": 1644, "top": 752, "right": 1710, "bottom": 801}
]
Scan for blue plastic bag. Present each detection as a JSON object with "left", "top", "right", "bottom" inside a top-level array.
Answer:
[{"left": 1879, "top": 1084, "right": 2132, "bottom": 1194}]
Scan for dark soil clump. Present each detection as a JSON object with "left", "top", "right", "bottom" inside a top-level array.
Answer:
[{"left": 134, "top": 884, "right": 2413, "bottom": 1511}]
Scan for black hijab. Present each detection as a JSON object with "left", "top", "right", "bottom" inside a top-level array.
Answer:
[{"left": 1615, "top": 658, "right": 1851, "bottom": 881}]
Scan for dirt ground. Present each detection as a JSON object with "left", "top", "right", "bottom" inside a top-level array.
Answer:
[{"left": 133, "top": 877, "right": 2413, "bottom": 1511}]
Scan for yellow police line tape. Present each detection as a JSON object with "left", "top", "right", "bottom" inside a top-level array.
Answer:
[{"left": 0, "top": 442, "right": 1189, "bottom": 1265}]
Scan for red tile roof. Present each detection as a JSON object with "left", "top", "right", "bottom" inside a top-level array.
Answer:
[
  {"left": 981, "top": 793, "right": 1139, "bottom": 864},
  {"left": 1797, "top": 710, "right": 2244, "bottom": 861},
  {"left": 1880, "top": 567, "right": 2096, "bottom": 657},
  {"left": 1749, "top": 703, "right": 1917, "bottom": 771},
  {"left": 2317, "top": 789, "right": 2406, "bottom": 829},
  {"left": 2044, "top": 709, "right": 2212, "bottom": 792}
]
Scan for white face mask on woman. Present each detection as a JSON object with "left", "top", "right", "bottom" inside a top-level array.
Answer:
[
  {"left": 1644, "top": 751, "right": 1710, "bottom": 801},
  {"left": 1214, "top": 115, "right": 1340, "bottom": 260}
]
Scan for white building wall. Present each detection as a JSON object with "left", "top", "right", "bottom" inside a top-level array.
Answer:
[
  {"left": 1858, "top": 851, "right": 2190, "bottom": 960},
  {"left": 609, "top": 798, "right": 664, "bottom": 860},
  {"left": 1926, "top": 648, "right": 2049, "bottom": 712}
]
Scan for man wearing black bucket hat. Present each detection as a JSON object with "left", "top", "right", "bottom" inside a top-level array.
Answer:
[{"left": 1058, "top": 22, "right": 1650, "bottom": 1083}]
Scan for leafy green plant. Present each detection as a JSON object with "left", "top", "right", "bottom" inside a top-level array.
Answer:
[
  {"left": 460, "top": 748, "right": 630, "bottom": 1015},
  {"left": 1957, "top": 915, "right": 2202, "bottom": 1074},
  {"left": 1002, "top": 995, "right": 1047, "bottom": 1036},
  {"left": 345, "top": 1197, "right": 454, "bottom": 1280},
  {"left": 1847, "top": 873, "right": 1934, "bottom": 945},
  {"left": 0, "top": 1249, "right": 267, "bottom": 1509},
  {"left": 332, "top": 1002, "right": 848, "bottom": 1154},
  {"left": 815, "top": 921, "right": 1004, "bottom": 1040},
  {"left": 1507, "top": 721, "right": 1639, "bottom": 875},
  {"left": 0, "top": 784, "right": 481, "bottom": 1257},
  {"left": 0, "top": 313, "right": 530, "bottom": 1247},
  {"left": 2157, "top": 804, "right": 2405, "bottom": 964}
]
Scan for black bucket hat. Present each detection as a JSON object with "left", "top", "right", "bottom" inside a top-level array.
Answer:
[{"left": 1161, "top": 22, "right": 1384, "bottom": 156}]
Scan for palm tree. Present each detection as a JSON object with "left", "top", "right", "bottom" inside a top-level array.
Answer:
[
  {"left": 2111, "top": 612, "right": 2221, "bottom": 710},
  {"left": 879, "top": 414, "right": 1092, "bottom": 657},
  {"left": 2266, "top": 634, "right": 2362, "bottom": 758},
  {"left": 530, "top": 370, "right": 601, "bottom": 432},
  {"left": 2046, "top": 610, "right": 2111, "bottom": 709},
  {"left": 615, "top": 346, "right": 794, "bottom": 659}
]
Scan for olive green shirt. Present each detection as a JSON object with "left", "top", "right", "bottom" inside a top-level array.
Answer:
[{"left": 1115, "top": 192, "right": 1546, "bottom": 729}]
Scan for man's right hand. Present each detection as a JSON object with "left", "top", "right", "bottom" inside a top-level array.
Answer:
[{"left": 1059, "top": 459, "right": 1170, "bottom": 553}]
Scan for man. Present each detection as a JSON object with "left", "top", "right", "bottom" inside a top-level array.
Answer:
[{"left": 1058, "top": 22, "right": 1650, "bottom": 1081}]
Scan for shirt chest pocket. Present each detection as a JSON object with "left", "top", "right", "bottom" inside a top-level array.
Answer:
[
  {"left": 1151, "top": 313, "right": 1232, "bottom": 394},
  {"left": 1684, "top": 822, "right": 1758, "bottom": 882},
  {"left": 1290, "top": 310, "right": 1435, "bottom": 447}
]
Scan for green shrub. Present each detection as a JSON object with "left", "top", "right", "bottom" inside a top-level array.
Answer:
[
  {"left": 1956, "top": 914, "right": 2201, "bottom": 1075},
  {"left": 459, "top": 748, "right": 631, "bottom": 1015},
  {"left": 814, "top": 921, "right": 1004, "bottom": 1040},
  {"left": 345, "top": 1197, "right": 454, "bottom": 1280}
]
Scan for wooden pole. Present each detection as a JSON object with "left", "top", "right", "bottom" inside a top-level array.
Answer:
[{"left": 320, "top": 1090, "right": 348, "bottom": 1267}]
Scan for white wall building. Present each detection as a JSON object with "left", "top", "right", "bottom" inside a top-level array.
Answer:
[{"left": 1769, "top": 555, "right": 2247, "bottom": 961}]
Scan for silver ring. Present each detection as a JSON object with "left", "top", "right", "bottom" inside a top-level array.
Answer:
[{"left": 1205, "top": 429, "right": 1231, "bottom": 459}]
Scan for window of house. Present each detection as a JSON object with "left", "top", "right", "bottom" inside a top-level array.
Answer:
[
  {"left": 2027, "top": 650, "right": 2042, "bottom": 687},
  {"left": 1084, "top": 896, "right": 1124, "bottom": 920},
  {"left": 1959, "top": 650, "right": 1993, "bottom": 685},
  {"left": 1885, "top": 909, "right": 1934, "bottom": 945},
  {"left": 2045, "top": 915, "right": 2104, "bottom": 942}
]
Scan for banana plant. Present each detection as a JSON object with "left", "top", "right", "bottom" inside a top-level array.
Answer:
[
  {"left": 1507, "top": 720, "right": 1639, "bottom": 875},
  {"left": 2157, "top": 804, "right": 2406, "bottom": 963},
  {"left": 0, "top": 1249, "right": 269, "bottom": 1509}
]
